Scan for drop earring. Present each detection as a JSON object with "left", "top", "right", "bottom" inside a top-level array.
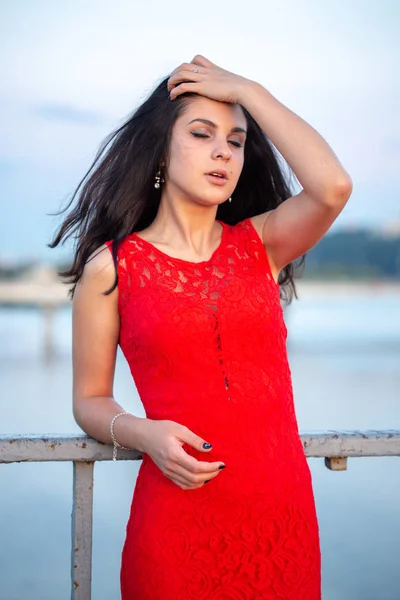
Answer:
[
  {"left": 154, "top": 169, "right": 164, "bottom": 189},
  {"left": 228, "top": 196, "right": 232, "bottom": 203}
]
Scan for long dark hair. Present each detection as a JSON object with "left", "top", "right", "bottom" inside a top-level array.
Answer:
[{"left": 49, "top": 75, "right": 305, "bottom": 303}]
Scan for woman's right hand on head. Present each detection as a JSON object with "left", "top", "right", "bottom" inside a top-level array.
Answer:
[{"left": 138, "top": 419, "right": 226, "bottom": 490}]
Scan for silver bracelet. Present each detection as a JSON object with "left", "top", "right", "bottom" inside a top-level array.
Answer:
[{"left": 110, "top": 412, "right": 133, "bottom": 461}]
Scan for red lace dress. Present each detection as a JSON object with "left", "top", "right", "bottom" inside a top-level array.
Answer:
[{"left": 106, "top": 217, "right": 321, "bottom": 600}]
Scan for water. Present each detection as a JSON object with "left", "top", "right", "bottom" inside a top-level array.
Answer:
[{"left": 1, "top": 287, "right": 399, "bottom": 600}]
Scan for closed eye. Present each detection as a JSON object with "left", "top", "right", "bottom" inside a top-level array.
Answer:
[{"left": 191, "top": 132, "right": 242, "bottom": 148}]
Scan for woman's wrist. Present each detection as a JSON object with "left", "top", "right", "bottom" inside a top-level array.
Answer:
[{"left": 112, "top": 413, "right": 151, "bottom": 455}]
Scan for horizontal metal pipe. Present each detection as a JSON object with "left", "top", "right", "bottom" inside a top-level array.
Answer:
[{"left": 1, "top": 430, "right": 399, "bottom": 463}]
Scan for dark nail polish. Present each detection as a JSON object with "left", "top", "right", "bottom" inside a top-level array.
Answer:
[
  {"left": 203, "top": 442, "right": 212, "bottom": 449},
  {"left": 218, "top": 464, "right": 226, "bottom": 470}
]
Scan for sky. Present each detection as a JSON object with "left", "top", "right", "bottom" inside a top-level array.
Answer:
[{"left": 0, "top": 0, "right": 399, "bottom": 263}]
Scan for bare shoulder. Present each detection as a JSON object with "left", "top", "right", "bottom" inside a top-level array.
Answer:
[{"left": 77, "top": 243, "right": 117, "bottom": 295}]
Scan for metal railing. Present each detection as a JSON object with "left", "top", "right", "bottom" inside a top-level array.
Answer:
[{"left": 1, "top": 430, "right": 399, "bottom": 600}]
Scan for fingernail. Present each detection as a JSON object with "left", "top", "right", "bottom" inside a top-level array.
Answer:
[
  {"left": 203, "top": 443, "right": 212, "bottom": 449},
  {"left": 218, "top": 464, "right": 226, "bottom": 470}
]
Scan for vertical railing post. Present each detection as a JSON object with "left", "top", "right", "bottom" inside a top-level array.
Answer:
[{"left": 71, "top": 461, "right": 94, "bottom": 600}]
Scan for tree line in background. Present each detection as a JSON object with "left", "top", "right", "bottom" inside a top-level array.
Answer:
[{"left": 301, "top": 229, "right": 400, "bottom": 280}]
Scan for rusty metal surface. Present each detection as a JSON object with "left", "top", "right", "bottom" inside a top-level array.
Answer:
[
  {"left": 0, "top": 434, "right": 142, "bottom": 463},
  {"left": 324, "top": 456, "right": 348, "bottom": 471},
  {"left": 300, "top": 430, "right": 400, "bottom": 457}
]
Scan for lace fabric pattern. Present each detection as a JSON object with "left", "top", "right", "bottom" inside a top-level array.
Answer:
[{"left": 106, "top": 217, "right": 321, "bottom": 599}]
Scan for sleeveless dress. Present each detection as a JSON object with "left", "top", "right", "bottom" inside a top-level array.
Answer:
[{"left": 106, "top": 217, "right": 321, "bottom": 600}]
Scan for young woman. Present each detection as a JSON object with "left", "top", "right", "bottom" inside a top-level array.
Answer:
[{"left": 50, "top": 54, "right": 352, "bottom": 599}]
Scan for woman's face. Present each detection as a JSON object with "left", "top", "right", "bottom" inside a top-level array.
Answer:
[{"left": 163, "top": 96, "right": 247, "bottom": 207}]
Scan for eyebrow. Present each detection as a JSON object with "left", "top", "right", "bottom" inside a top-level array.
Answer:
[{"left": 187, "top": 118, "right": 247, "bottom": 134}]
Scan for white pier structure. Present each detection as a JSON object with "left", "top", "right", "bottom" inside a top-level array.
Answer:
[{"left": 0, "top": 265, "right": 69, "bottom": 358}]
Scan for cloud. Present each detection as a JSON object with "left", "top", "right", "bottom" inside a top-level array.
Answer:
[{"left": 33, "top": 102, "right": 106, "bottom": 126}]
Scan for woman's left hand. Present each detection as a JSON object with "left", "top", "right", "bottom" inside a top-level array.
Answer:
[{"left": 167, "top": 54, "right": 251, "bottom": 104}]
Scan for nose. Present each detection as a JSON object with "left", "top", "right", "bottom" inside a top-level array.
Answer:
[{"left": 212, "top": 141, "right": 232, "bottom": 161}]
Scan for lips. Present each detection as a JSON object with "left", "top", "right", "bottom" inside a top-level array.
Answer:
[
  {"left": 206, "top": 169, "right": 228, "bottom": 179},
  {"left": 205, "top": 173, "right": 228, "bottom": 186}
]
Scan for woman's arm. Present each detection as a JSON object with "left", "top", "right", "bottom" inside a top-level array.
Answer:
[
  {"left": 72, "top": 244, "right": 148, "bottom": 453},
  {"left": 168, "top": 55, "right": 352, "bottom": 273},
  {"left": 238, "top": 81, "right": 353, "bottom": 272}
]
